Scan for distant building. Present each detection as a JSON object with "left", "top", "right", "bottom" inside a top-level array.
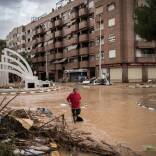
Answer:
[{"left": 6, "top": 0, "right": 156, "bottom": 82}]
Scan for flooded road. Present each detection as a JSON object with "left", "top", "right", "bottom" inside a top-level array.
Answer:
[{"left": 1, "top": 84, "right": 156, "bottom": 155}]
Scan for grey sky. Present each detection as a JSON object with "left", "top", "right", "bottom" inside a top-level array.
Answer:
[{"left": 0, "top": 0, "right": 58, "bottom": 39}]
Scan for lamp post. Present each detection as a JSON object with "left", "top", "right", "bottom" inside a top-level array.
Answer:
[
  {"left": 45, "top": 51, "right": 49, "bottom": 80},
  {"left": 99, "top": 14, "right": 102, "bottom": 79}
]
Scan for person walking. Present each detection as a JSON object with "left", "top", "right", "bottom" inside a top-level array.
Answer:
[{"left": 67, "top": 88, "right": 82, "bottom": 123}]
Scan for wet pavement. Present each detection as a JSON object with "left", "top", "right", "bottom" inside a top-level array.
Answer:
[{"left": 1, "top": 84, "right": 156, "bottom": 155}]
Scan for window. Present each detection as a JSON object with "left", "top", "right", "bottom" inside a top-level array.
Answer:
[
  {"left": 136, "top": 48, "right": 156, "bottom": 57},
  {"left": 96, "top": 20, "right": 104, "bottom": 31},
  {"left": 108, "top": 33, "right": 116, "bottom": 42},
  {"left": 96, "top": 52, "right": 104, "bottom": 60},
  {"left": 62, "top": 11, "right": 70, "bottom": 21},
  {"left": 96, "top": 36, "right": 104, "bottom": 45},
  {"left": 48, "top": 39, "right": 53, "bottom": 44},
  {"left": 90, "top": 55, "right": 95, "bottom": 61},
  {"left": 101, "top": 52, "right": 104, "bottom": 59},
  {"left": 89, "top": 41, "right": 95, "bottom": 47},
  {"left": 95, "top": 6, "right": 103, "bottom": 15},
  {"left": 135, "top": 34, "right": 143, "bottom": 41},
  {"left": 107, "top": 3, "right": 115, "bottom": 12},
  {"left": 136, "top": 49, "right": 142, "bottom": 57},
  {"left": 89, "top": 1, "right": 94, "bottom": 8},
  {"left": 67, "top": 45, "right": 77, "bottom": 51},
  {"left": 109, "top": 49, "right": 116, "bottom": 58},
  {"left": 108, "top": 18, "right": 115, "bottom": 27},
  {"left": 47, "top": 31, "right": 51, "bottom": 35}
]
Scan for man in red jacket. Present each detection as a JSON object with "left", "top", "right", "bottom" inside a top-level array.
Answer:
[{"left": 67, "top": 88, "right": 82, "bottom": 123}]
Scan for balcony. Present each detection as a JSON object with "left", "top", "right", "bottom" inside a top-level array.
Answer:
[
  {"left": 37, "top": 37, "right": 44, "bottom": 43},
  {"left": 136, "top": 55, "right": 156, "bottom": 63},
  {"left": 80, "top": 61, "right": 89, "bottom": 68},
  {"left": 70, "top": 24, "right": 79, "bottom": 32},
  {"left": 49, "top": 64, "right": 55, "bottom": 70},
  {"left": 49, "top": 22, "right": 55, "bottom": 29},
  {"left": 89, "top": 46, "right": 97, "bottom": 54},
  {"left": 38, "top": 47, "right": 44, "bottom": 53},
  {"left": 55, "top": 41, "right": 62, "bottom": 48},
  {"left": 48, "top": 54, "right": 55, "bottom": 61},
  {"left": 63, "top": 40, "right": 70, "bottom": 47},
  {"left": 31, "top": 57, "right": 38, "bottom": 63},
  {"left": 70, "top": 12, "right": 78, "bottom": 20},
  {"left": 89, "top": 19, "right": 94, "bottom": 27},
  {"left": 38, "top": 56, "right": 45, "bottom": 62},
  {"left": 63, "top": 28, "right": 71, "bottom": 36},
  {"left": 79, "top": 34, "right": 88, "bottom": 42},
  {"left": 71, "top": 37, "right": 79, "bottom": 44},
  {"left": 79, "top": 21, "right": 88, "bottom": 30},
  {"left": 37, "top": 28, "right": 44, "bottom": 34},
  {"left": 89, "top": 60, "right": 96, "bottom": 67},
  {"left": 38, "top": 66, "right": 45, "bottom": 72},
  {"left": 32, "top": 48, "right": 38, "bottom": 54},
  {"left": 88, "top": 8, "right": 94, "bottom": 14},
  {"left": 45, "top": 43, "right": 55, "bottom": 51},
  {"left": 79, "top": 47, "right": 89, "bottom": 55},
  {"left": 45, "top": 33, "right": 54, "bottom": 41},
  {"left": 55, "top": 53, "right": 63, "bottom": 59},
  {"left": 95, "top": 29, "right": 104, "bottom": 37},
  {"left": 56, "top": 64, "right": 62, "bottom": 70},
  {"left": 55, "top": 30, "right": 62, "bottom": 38},
  {"left": 79, "top": 8, "right": 88, "bottom": 16},
  {"left": 64, "top": 49, "right": 78, "bottom": 58},
  {"left": 55, "top": 19, "right": 62, "bottom": 27},
  {"left": 136, "top": 41, "right": 156, "bottom": 48},
  {"left": 95, "top": 15, "right": 103, "bottom": 22},
  {"left": 65, "top": 61, "right": 79, "bottom": 70},
  {"left": 89, "top": 33, "right": 95, "bottom": 41},
  {"left": 33, "top": 39, "right": 38, "bottom": 45},
  {"left": 33, "top": 30, "right": 37, "bottom": 36}
]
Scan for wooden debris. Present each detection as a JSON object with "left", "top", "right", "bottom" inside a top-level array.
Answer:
[{"left": 0, "top": 107, "right": 139, "bottom": 156}]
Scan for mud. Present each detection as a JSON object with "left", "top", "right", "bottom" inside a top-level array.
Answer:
[{"left": 1, "top": 84, "right": 156, "bottom": 155}]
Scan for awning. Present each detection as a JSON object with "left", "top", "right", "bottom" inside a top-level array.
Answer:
[
  {"left": 53, "top": 58, "right": 67, "bottom": 64},
  {"left": 64, "top": 69, "right": 88, "bottom": 73}
]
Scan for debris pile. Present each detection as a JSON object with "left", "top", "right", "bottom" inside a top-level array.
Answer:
[
  {"left": 0, "top": 93, "right": 140, "bottom": 156},
  {"left": 0, "top": 107, "right": 59, "bottom": 156},
  {"left": 0, "top": 105, "right": 140, "bottom": 156},
  {"left": 128, "top": 83, "right": 156, "bottom": 89}
]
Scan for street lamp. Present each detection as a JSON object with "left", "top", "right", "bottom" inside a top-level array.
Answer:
[
  {"left": 45, "top": 51, "right": 49, "bottom": 80},
  {"left": 99, "top": 14, "right": 102, "bottom": 79}
]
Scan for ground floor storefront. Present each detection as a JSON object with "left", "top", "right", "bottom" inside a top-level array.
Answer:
[
  {"left": 99, "top": 64, "right": 156, "bottom": 83},
  {"left": 37, "top": 64, "right": 156, "bottom": 83}
]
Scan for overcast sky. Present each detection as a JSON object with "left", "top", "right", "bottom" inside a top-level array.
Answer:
[{"left": 0, "top": 0, "right": 58, "bottom": 39}]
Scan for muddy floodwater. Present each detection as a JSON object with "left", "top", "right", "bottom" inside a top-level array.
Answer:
[{"left": 1, "top": 84, "right": 156, "bottom": 155}]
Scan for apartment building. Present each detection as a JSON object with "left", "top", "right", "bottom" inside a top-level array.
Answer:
[{"left": 6, "top": 0, "right": 156, "bottom": 82}]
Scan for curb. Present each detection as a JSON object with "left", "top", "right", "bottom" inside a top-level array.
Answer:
[{"left": 0, "top": 87, "right": 62, "bottom": 96}]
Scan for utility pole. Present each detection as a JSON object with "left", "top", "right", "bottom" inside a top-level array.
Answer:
[{"left": 99, "top": 14, "right": 102, "bottom": 79}]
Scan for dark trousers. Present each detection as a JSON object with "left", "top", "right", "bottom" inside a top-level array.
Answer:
[{"left": 72, "top": 108, "right": 81, "bottom": 123}]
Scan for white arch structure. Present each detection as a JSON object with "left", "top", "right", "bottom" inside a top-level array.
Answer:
[{"left": 0, "top": 48, "right": 39, "bottom": 88}]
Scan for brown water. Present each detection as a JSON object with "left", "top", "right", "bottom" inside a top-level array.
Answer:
[{"left": 1, "top": 84, "right": 156, "bottom": 155}]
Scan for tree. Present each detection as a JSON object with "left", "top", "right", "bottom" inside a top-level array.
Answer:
[
  {"left": 134, "top": 0, "right": 156, "bottom": 41},
  {"left": 0, "top": 40, "right": 6, "bottom": 53}
]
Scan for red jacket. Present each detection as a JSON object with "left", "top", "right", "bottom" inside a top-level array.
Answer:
[{"left": 67, "top": 92, "right": 81, "bottom": 109}]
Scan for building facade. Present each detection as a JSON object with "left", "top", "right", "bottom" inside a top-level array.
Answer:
[{"left": 6, "top": 0, "right": 156, "bottom": 82}]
